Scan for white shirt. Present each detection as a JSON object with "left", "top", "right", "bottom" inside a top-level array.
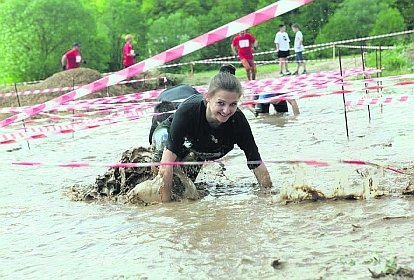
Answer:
[
  {"left": 294, "top": 31, "right": 304, "bottom": 52},
  {"left": 274, "top": 31, "right": 290, "bottom": 51}
]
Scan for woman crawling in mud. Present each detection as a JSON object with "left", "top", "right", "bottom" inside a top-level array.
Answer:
[
  {"left": 151, "top": 71, "right": 273, "bottom": 202},
  {"left": 69, "top": 66, "right": 273, "bottom": 204}
]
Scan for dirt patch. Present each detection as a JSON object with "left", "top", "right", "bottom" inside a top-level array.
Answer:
[{"left": 0, "top": 68, "right": 183, "bottom": 111}]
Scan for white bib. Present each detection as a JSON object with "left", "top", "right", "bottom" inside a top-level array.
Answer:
[
  {"left": 239, "top": 39, "right": 250, "bottom": 48},
  {"left": 75, "top": 55, "right": 82, "bottom": 63}
]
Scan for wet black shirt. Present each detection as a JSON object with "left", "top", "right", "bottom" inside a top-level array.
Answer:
[
  {"left": 166, "top": 94, "right": 261, "bottom": 169},
  {"left": 148, "top": 85, "right": 200, "bottom": 144}
]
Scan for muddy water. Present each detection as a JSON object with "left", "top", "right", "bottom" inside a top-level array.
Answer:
[{"left": 1, "top": 92, "right": 413, "bottom": 279}]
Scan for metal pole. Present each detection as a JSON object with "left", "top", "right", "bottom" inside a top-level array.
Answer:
[
  {"left": 360, "top": 45, "right": 371, "bottom": 122},
  {"left": 379, "top": 46, "right": 383, "bottom": 113},
  {"left": 338, "top": 47, "right": 350, "bottom": 140},
  {"left": 375, "top": 48, "right": 382, "bottom": 113},
  {"left": 71, "top": 77, "right": 75, "bottom": 138},
  {"left": 14, "top": 83, "right": 31, "bottom": 150},
  {"left": 332, "top": 45, "right": 336, "bottom": 60}
]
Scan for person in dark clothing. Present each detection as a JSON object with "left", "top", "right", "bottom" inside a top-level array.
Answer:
[
  {"left": 156, "top": 72, "right": 273, "bottom": 202},
  {"left": 149, "top": 64, "right": 237, "bottom": 150}
]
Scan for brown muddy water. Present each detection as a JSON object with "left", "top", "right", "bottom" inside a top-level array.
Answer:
[{"left": 0, "top": 91, "right": 413, "bottom": 279}]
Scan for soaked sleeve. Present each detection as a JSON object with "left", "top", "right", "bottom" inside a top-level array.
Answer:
[
  {"left": 165, "top": 105, "right": 191, "bottom": 158},
  {"left": 235, "top": 112, "right": 262, "bottom": 169}
]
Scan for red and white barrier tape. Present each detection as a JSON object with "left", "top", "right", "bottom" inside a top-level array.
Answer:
[
  {"left": 0, "top": 86, "right": 78, "bottom": 99},
  {"left": 6, "top": 158, "right": 406, "bottom": 174},
  {"left": 0, "top": 0, "right": 314, "bottom": 128},
  {"left": 0, "top": 67, "right": 379, "bottom": 115},
  {"left": 164, "top": 30, "right": 412, "bottom": 65},
  {"left": 0, "top": 77, "right": 167, "bottom": 99},
  {"left": 346, "top": 94, "right": 411, "bottom": 107}
]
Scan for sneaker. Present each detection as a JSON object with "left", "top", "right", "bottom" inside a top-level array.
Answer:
[
  {"left": 302, "top": 70, "right": 307, "bottom": 74},
  {"left": 293, "top": 71, "right": 299, "bottom": 75},
  {"left": 285, "top": 71, "right": 292, "bottom": 75}
]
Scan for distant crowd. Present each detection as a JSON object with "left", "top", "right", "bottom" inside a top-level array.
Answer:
[{"left": 61, "top": 23, "right": 307, "bottom": 81}]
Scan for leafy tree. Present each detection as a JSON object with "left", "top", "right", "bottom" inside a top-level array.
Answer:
[
  {"left": 146, "top": 12, "right": 200, "bottom": 58},
  {"left": 315, "top": 0, "right": 395, "bottom": 44},
  {"left": 101, "top": 0, "right": 146, "bottom": 71},
  {"left": 0, "top": 0, "right": 102, "bottom": 82},
  {"left": 370, "top": 8, "right": 407, "bottom": 46},
  {"left": 395, "top": 0, "right": 414, "bottom": 29}
]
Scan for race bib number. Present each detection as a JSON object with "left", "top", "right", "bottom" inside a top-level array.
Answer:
[
  {"left": 76, "top": 56, "right": 82, "bottom": 63},
  {"left": 130, "top": 50, "right": 135, "bottom": 55},
  {"left": 239, "top": 39, "right": 250, "bottom": 48}
]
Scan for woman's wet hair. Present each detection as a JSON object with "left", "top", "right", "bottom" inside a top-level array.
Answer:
[
  {"left": 219, "top": 64, "right": 236, "bottom": 75},
  {"left": 207, "top": 72, "right": 243, "bottom": 98}
]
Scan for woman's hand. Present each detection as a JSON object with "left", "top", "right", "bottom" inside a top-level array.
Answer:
[
  {"left": 158, "top": 149, "right": 178, "bottom": 202},
  {"left": 253, "top": 163, "right": 273, "bottom": 189}
]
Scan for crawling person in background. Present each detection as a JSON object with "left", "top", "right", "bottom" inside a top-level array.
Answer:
[
  {"left": 292, "top": 23, "right": 307, "bottom": 75},
  {"left": 231, "top": 30, "right": 258, "bottom": 80},
  {"left": 156, "top": 72, "right": 273, "bottom": 202},
  {"left": 254, "top": 93, "right": 300, "bottom": 116},
  {"left": 61, "top": 43, "right": 86, "bottom": 71}
]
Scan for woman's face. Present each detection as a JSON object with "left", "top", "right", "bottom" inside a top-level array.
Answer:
[{"left": 206, "top": 90, "right": 240, "bottom": 125}]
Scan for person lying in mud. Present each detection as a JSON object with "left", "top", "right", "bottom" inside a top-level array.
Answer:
[
  {"left": 151, "top": 72, "right": 273, "bottom": 202},
  {"left": 254, "top": 93, "right": 300, "bottom": 116}
]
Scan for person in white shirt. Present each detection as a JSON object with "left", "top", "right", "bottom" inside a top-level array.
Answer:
[
  {"left": 274, "top": 24, "right": 291, "bottom": 76},
  {"left": 292, "top": 23, "right": 307, "bottom": 75}
]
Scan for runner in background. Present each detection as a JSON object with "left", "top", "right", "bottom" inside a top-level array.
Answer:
[
  {"left": 274, "top": 24, "right": 291, "bottom": 76},
  {"left": 292, "top": 23, "right": 307, "bottom": 75},
  {"left": 231, "top": 30, "right": 258, "bottom": 81},
  {"left": 123, "top": 34, "right": 137, "bottom": 68},
  {"left": 61, "top": 43, "right": 86, "bottom": 71}
]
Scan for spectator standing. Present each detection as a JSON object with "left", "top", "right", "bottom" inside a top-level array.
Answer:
[
  {"left": 274, "top": 24, "right": 291, "bottom": 76},
  {"left": 231, "top": 30, "right": 258, "bottom": 80},
  {"left": 292, "top": 24, "right": 307, "bottom": 75},
  {"left": 61, "top": 43, "right": 85, "bottom": 71},
  {"left": 123, "top": 34, "right": 136, "bottom": 68}
]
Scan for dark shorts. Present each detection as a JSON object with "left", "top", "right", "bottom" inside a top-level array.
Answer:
[
  {"left": 278, "top": 50, "right": 290, "bottom": 58},
  {"left": 255, "top": 93, "right": 288, "bottom": 114},
  {"left": 295, "top": 52, "right": 305, "bottom": 63}
]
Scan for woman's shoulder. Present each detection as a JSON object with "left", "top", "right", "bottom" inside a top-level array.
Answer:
[
  {"left": 230, "top": 109, "right": 249, "bottom": 125},
  {"left": 176, "top": 94, "right": 204, "bottom": 114}
]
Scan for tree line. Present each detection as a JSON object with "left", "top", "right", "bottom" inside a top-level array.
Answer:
[{"left": 0, "top": 0, "right": 412, "bottom": 83}]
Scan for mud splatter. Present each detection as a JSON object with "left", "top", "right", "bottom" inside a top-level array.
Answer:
[{"left": 65, "top": 147, "right": 207, "bottom": 205}]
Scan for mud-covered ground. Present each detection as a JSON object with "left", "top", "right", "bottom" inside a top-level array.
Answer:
[{"left": 1, "top": 88, "right": 413, "bottom": 279}]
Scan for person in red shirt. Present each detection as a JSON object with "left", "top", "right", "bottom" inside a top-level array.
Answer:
[
  {"left": 231, "top": 30, "right": 258, "bottom": 80},
  {"left": 61, "top": 43, "right": 85, "bottom": 70},
  {"left": 123, "top": 34, "right": 137, "bottom": 68}
]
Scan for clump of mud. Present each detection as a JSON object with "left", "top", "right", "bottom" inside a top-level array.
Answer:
[
  {"left": 402, "top": 166, "right": 414, "bottom": 195},
  {"left": 368, "top": 256, "right": 414, "bottom": 279},
  {"left": 66, "top": 147, "right": 208, "bottom": 205}
]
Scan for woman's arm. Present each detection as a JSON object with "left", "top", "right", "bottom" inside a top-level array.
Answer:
[
  {"left": 158, "top": 148, "right": 178, "bottom": 202},
  {"left": 253, "top": 163, "right": 273, "bottom": 189}
]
